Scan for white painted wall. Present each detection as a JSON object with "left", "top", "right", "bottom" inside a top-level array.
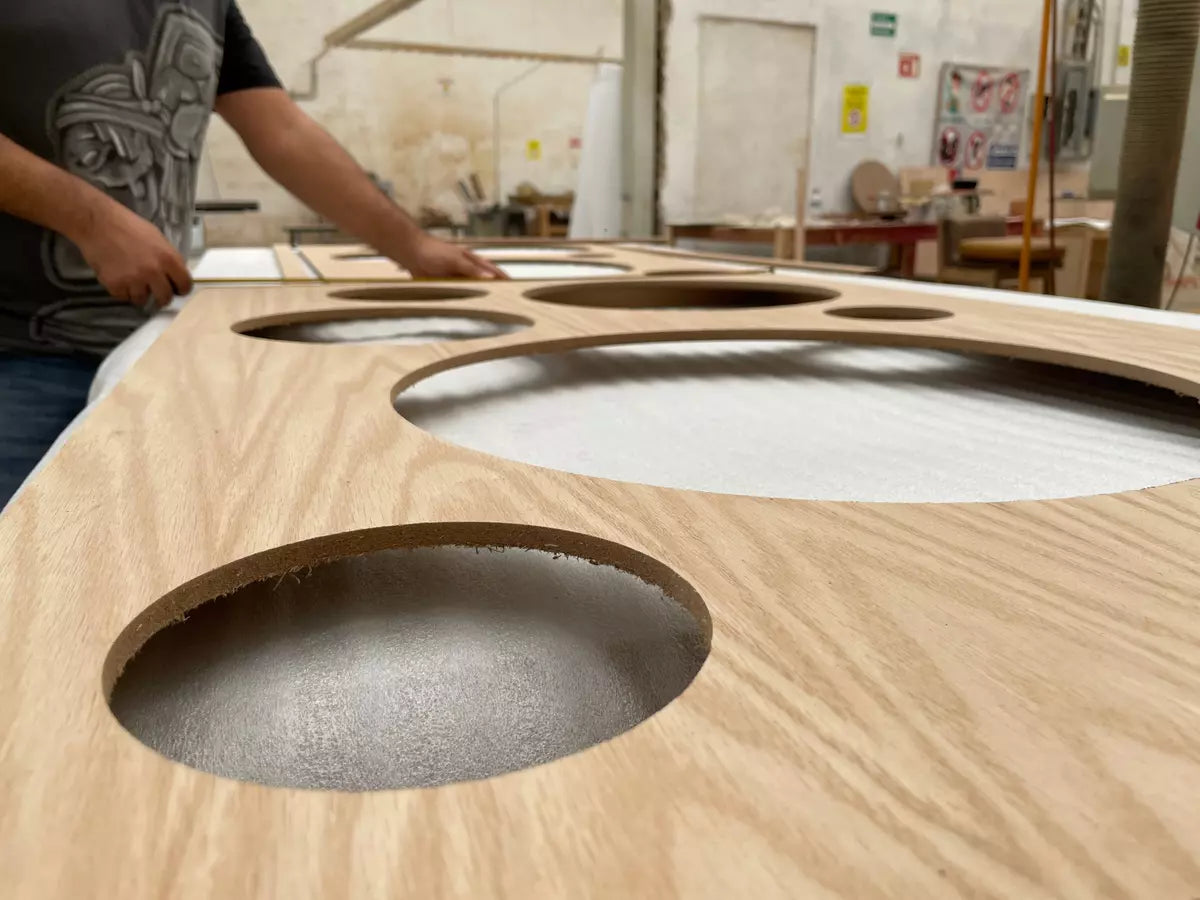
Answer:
[
  {"left": 203, "top": 0, "right": 620, "bottom": 245},
  {"left": 662, "top": 0, "right": 1128, "bottom": 221}
]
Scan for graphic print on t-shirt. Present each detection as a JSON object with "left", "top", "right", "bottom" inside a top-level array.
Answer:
[{"left": 43, "top": 3, "right": 222, "bottom": 289}]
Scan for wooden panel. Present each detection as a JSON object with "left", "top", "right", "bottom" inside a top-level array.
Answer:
[
  {"left": 299, "top": 242, "right": 790, "bottom": 281},
  {"left": 272, "top": 244, "right": 318, "bottom": 281},
  {"left": 3, "top": 249, "right": 1200, "bottom": 897}
]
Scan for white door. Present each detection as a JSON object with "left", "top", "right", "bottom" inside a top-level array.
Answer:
[{"left": 695, "top": 18, "right": 815, "bottom": 221}]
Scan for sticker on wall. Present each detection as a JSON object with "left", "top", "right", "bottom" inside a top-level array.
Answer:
[
  {"left": 870, "top": 11, "right": 897, "bottom": 37},
  {"left": 526, "top": 139, "right": 542, "bottom": 161},
  {"left": 971, "top": 71, "right": 995, "bottom": 113},
  {"left": 899, "top": 52, "right": 921, "bottom": 79},
  {"left": 965, "top": 131, "right": 988, "bottom": 170},
  {"left": 998, "top": 72, "right": 1022, "bottom": 114},
  {"left": 1117, "top": 44, "right": 1132, "bottom": 67},
  {"left": 987, "top": 142, "right": 1020, "bottom": 169},
  {"left": 938, "top": 126, "right": 962, "bottom": 167},
  {"left": 933, "top": 63, "right": 1030, "bottom": 172},
  {"left": 841, "top": 84, "right": 870, "bottom": 135},
  {"left": 569, "top": 137, "right": 582, "bottom": 150}
]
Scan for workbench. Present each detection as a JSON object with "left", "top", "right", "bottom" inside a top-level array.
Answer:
[{"left": 669, "top": 215, "right": 1032, "bottom": 276}]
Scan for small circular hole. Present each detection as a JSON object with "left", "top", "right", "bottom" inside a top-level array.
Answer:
[
  {"left": 105, "top": 525, "right": 709, "bottom": 792},
  {"left": 825, "top": 306, "right": 953, "bottom": 321},
  {"left": 525, "top": 279, "right": 839, "bottom": 309},
  {"left": 328, "top": 286, "right": 487, "bottom": 303}
]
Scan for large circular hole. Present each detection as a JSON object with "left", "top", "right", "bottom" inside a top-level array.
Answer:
[
  {"left": 106, "top": 525, "right": 709, "bottom": 792},
  {"left": 235, "top": 309, "right": 530, "bottom": 345},
  {"left": 329, "top": 286, "right": 486, "bottom": 303},
  {"left": 525, "top": 279, "right": 839, "bottom": 309},
  {"left": 394, "top": 340, "right": 1200, "bottom": 502},
  {"left": 826, "top": 306, "right": 952, "bottom": 321}
]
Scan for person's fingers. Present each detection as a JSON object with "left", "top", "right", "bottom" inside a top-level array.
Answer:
[
  {"left": 165, "top": 252, "right": 193, "bottom": 296},
  {"left": 126, "top": 282, "right": 149, "bottom": 306},
  {"left": 147, "top": 271, "right": 174, "bottom": 309},
  {"left": 466, "top": 251, "right": 507, "bottom": 280}
]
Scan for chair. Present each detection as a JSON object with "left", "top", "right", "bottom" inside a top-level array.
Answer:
[{"left": 937, "top": 216, "right": 1063, "bottom": 292}]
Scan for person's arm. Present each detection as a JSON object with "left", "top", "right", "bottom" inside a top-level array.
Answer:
[
  {"left": 215, "top": 88, "right": 505, "bottom": 280},
  {"left": 0, "top": 133, "right": 191, "bottom": 306}
]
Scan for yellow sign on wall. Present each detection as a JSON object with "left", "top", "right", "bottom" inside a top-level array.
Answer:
[
  {"left": 1117, "top": 45, "right": 1131, "bottom": 67},
  {"left": 526, "top": 139, "right": 542, "bottom": 161},
  {"left": 842, "top": 84, "right": 870, "bottom": 135}
]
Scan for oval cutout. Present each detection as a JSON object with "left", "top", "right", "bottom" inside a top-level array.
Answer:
[
  {"left": 329, "top": 286, "right": 487, "bottom": 303},
  {"left": 525, "top": 279, "right": 838, "bottom": 309},
  {"left": 827, "top": 306, "right": 952, "bottom": 321},
  {"left": 394, "top": 339, "right": 1200, "bottom": 503},
  {"left": 235, "top": 309, "right": 530, "bottom": 345},
  {"left": 105, "top": 524, "right": 710, "bottom": 792}
]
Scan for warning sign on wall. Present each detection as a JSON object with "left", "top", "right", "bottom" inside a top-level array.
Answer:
[
  {"left": 899, "top": 52, "right": 921, "bottom": 79},
  {"left": 965, "top": 131, "right": 988, "bottom": 170},
  {"left": 842, "top": 84, "right": 870, "bottom": 135},
  {"left": 932, "top": 63, "right": 1029, "bottom": 171}
]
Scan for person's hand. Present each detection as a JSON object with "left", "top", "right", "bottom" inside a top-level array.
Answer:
[
  {"left": 399, "top": 234, "right": 508, "bottom": 280},
  {"left": 74, "top": 198, "right": 193, "bottom": 308}
]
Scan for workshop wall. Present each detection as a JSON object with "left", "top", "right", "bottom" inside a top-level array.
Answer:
[
  {"left": 202, "top": 0, "right": 621, "bottom": 246},
  {"left": 661, "top": 0, "right": 1124, "bottom": 222}
]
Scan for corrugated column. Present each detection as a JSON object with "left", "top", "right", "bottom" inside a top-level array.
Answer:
[{"left": 1101, "top": 0, "right": 1200, "bottom": 306}]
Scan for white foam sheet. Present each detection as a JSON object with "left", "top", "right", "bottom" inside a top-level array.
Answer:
[
  {"left": 395, "top": 340, "right": 1200, "bottom": 503},
  {"left": 190, "top": 247, "right": 285, "bottom": 281},
  {"left": 500, "top": 261, "right": 628, "bottom": 280},
  {"left": 249, "top": 316, "right": 521, "bottom": 346}
]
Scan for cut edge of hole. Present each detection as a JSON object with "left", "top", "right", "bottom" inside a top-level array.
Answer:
[
  {"left": 523, "top": 278, "right": 840, "bottom": 309},
  {"left": 231, "top": 307, "right": 534, "bottom": 343},
  {"left": 327, "top": 286, "right": 490, "bottom": 303},
  {"left": 825, "top": 306, "right": 954, "bottom": 321},
  {"left": 102, "top": 522, "right": 712, "bottom": 700}
]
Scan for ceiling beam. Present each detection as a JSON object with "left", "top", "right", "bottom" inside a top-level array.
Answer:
[{"left": 324, "top": 0, "right": 429, "bottom": 48}]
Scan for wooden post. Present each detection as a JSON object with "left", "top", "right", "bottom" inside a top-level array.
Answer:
[{"left": 793, "top": 165, "right": 809, "bottom": 262}]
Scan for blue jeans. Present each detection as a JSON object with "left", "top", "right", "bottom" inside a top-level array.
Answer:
[{"left": 0, "top": 353, "right": 99, "bottom": 508}]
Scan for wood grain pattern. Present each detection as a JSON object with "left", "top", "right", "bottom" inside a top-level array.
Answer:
[
  {"left": 2, "top": 248, "right": 1200, "bottom": 898},
  {"left": 299, "top": 241, "right": 877, "bottom": 280}
]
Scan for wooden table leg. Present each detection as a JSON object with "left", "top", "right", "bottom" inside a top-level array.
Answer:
[
  {"left": 773, "top": 227, "right": 796, "bottom": 260},
  {"left": 899, "top": 243, "right": 917, "bottom": 279}
]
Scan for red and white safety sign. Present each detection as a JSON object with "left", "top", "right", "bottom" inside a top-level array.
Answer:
[
  {"left": 999, "top": 72, "right": 1021, "bottom": 114},
  {"left": 965, "top": 131, "right": 987, "bottom": 170},
  {"left": 971, "top": 71, "right": 994, "bottom": 113}
]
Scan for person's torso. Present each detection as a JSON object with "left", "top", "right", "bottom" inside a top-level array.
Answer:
[{"left": 0, "top": 0, "right": 228, "bottom": 354}]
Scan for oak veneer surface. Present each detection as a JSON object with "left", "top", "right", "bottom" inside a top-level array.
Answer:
[{"left": 2, "top": 252, "right": 1200, "bottom": 899}]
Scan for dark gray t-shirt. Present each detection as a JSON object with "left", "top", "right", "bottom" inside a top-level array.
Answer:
[{"left": 0, "top": 0, "right": 278, "bottom": 356}]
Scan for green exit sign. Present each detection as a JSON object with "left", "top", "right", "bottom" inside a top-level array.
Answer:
[{"left": 870, "top": 11, "right": 897, "bottom": 37}]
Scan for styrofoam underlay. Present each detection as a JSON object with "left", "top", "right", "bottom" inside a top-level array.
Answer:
[
  {"left": 396, "top": 340, "right": 1200, "bottom": 503},
  {"left": 256, "top": 316, "right": 520, "bottom": 345},
  {"left": 191, "top": 248, "right": 286, "bottom": 281}
]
